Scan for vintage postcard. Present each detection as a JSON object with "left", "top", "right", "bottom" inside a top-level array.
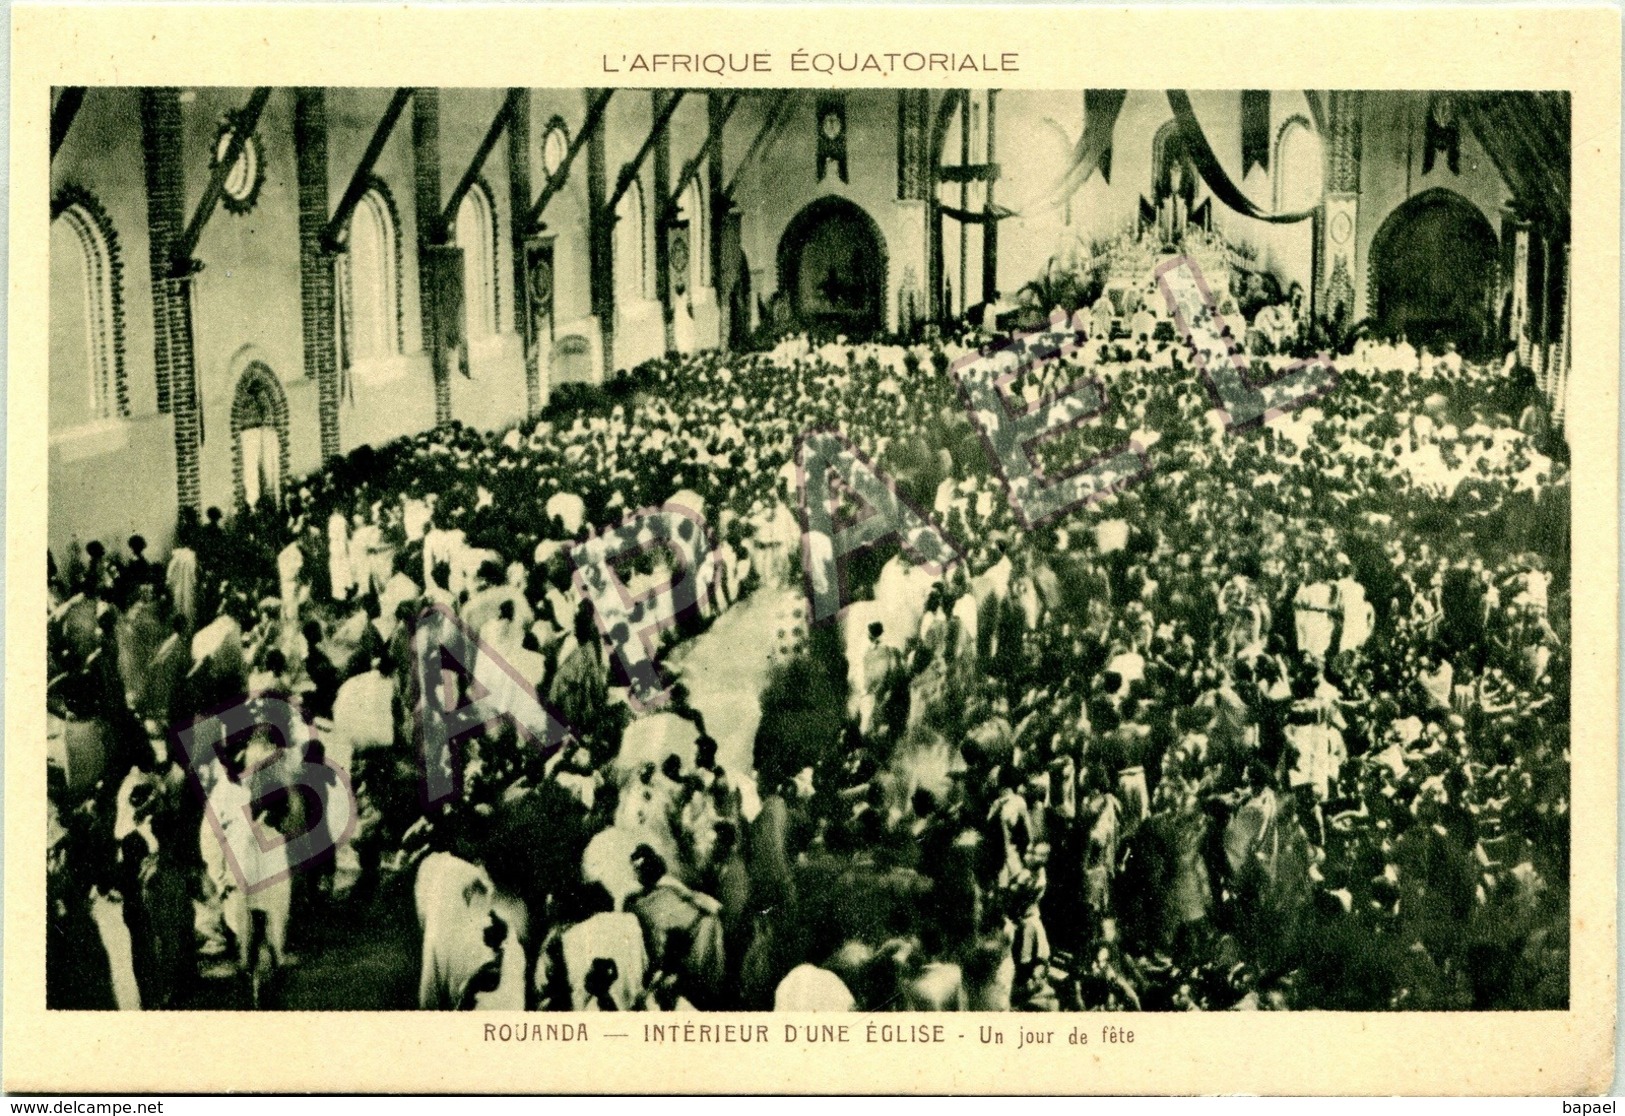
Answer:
[{"left": 5, "top": 1, "right": 1619, "bottom": 1096}]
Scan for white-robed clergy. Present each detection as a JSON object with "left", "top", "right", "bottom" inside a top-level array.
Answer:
[
  {"left": 166, "top": 546, "right": 198, "bottom": 627},
  {"left": 326, "top": 512, "right": 354, "bottom": 603}
]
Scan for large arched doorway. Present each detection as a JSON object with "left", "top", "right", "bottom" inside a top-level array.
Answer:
[
  {"left": 777, "top": 197, "right": 887, "bottom": 338},
  {"left": 1369, "top": 188, "right": 1500, "bottom": 358},
  {"left": 231, "top": 362, "right": 290, "bottom": 510}
]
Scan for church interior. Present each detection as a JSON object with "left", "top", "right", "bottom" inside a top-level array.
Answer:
[
  {"left": 49, "top": 88, "right": 1570, "bottom": 554},
  {"left": 46, "top": 87, "right": 1573, "bottom": 1014}
]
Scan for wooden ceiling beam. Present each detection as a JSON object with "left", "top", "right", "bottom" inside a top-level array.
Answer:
[
  {"left": 171, "top": 86, "right": 272, "bottom": 275},
  {"left": 525, "top": 88, "right": 614, "bottom": 233},
  {"left": 442, "top": 88, "right": 524, "bottom": 236},
  {"left": 607, "top": 90, "right": 687, "bottom": 213},
  {"left": 51, "top": 87, "right": 85, "bottom": 161},
  {"left": 321, "top": 88, "right": 414, "bottom": 254}
]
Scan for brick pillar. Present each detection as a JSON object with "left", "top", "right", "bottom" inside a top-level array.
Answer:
[
  {"left": 295, "top": 89, "right": 341, "bottom": 461},
  {"left": 1552, "top": 239, "right": 1571, "bottom": 423},
  {"left": 507, "top": 90, "right": 541, "bottom": 416},
  {"left": 1318, "top": 91, "right": 1362, "bottom": 331},
  {"left": 588, "top": 91, "right": 614, "bottom": 379},
  {"left": 654, "top": 92, "right": 676, "bottom": 354},
  {"left": 981, "top": 89, "right": 998, "bottom": 309},
  {"left": 897, "top": 89, "right": 930, "bottom": 201},
  {"left": 707, "top": 94, "right": 728, "bottom": 350},
  {"left": 413, "top": 89, "right": 451, "bottom": 425},
  {"left": 1508, "top": 218, "right": 1532, "bottom": 365},
  {"left": 140, "top": 88, "right": 202, "bottom": 514}
]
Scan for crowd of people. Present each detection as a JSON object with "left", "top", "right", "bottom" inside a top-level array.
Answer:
[{"left": 46, "top": 268, "right": 1570, "bottom": 1013}]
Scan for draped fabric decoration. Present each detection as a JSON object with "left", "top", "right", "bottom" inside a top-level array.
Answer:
[
  {"left": 1164, "top": 91, "right": 1319, "bottom": 224},
  {"left": 816, "top": 93, "right": 850, "bottom": 185},
  {"left": 424, "top": 243, "right": 470, "bottom": 378},
  {"left": 1241, "top": 90, "right": 1271, "bottom": 177},
  {"left": 1086, "top": 89, "right": 1120, "bottom": 185},
  {"left": 1049, "top": 89, "right": 1125, "bottom": 208},
  {"left": 1422, "top": 94, "right": 1461, "bottom": 176}
]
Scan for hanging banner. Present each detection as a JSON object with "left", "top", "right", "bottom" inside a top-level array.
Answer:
[
  {"left": 424, "top": 243, "right": 469, "bottom": 378},
  {"left": 1241, "top": 90, "right": 1271, "bottom": 176},
  {"left": 816, "top": 93, "right": 849, "bottom": 184},
  {"left": 1049, "top": 89, "right": 1125, "bottom": 207},
  {"left": 1422, "top": 93, "right": 1461, "bottom": 176},
  {"left": 1165, "top": 90, "right": 1319, "bottom": 224}
]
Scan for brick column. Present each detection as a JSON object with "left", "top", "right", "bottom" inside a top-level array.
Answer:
[
  {"left": 140, "top": 88, "right": 202, "bottom": 514},
  {"left": 896, "top": 89, "right": 930, "bottom": 201},
  {"left": 412, "top": 89, "right": 451, "bottom": 425},
  {"left": 588, "top": 91, "right": 614, "bottom": 379},
  {"left": 1508, "top": 217, "right": 1532, "bottom": 365},
  {"left": 1318, "top": 91, "right": 1362, "bottom": 331},
  {"left": 654, "top": 93, "right": 676, "bottom": 354},
  {"left": 981, "top": 89, "right": 999, "bottom": 309},
  {"left": 707, "top": 94, "right": 728, "bottom": 349},
  {"left": 295, "top": 89, "right": 341, "bottom": 461},
  {"left": 507, "top": 90, "right": 541, "bottom": 416}
]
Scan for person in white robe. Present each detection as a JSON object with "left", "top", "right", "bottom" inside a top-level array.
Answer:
[
  {"left": 1292, "top": 571, "right": 1338, "bottom": 661},
  {"left": 422, "top": 525, "right": 467, "bottom": 593},
  {"left": 1335, "top": 568, "right": 1375, "bottom": 654},
  {"left": 539, "top": 889, "right": 649, "bottom": 1010},
  {"left": 347, "top": 515, "right": 384, "bottom": 597},
  {"left": 326, "top": 512, "right": 353, "bottom": 604},
  {"left": 545, "top": 491, "right": 587, "bottom": 537},
  {"left": 166, "top": 546, "right": 198, "bottom": 628},
  {"left": 774, "top": 963, "right": 857, "bottom": 1010},
  {"left": 402, "top": 496, "right": 432, "bottom": 544},
  {"left": 414, "top": 852, "right": 507, "bottom": 1010},
  {"left": 475, "top": 601, "right": 543, "bottom": 722},
  {"left": 277, "top": 541, "right": 306, "bottom": 658}
]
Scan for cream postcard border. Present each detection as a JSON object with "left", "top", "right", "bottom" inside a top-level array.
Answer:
[{"left": 5, "top": 3, "right": 1620, "bottom": 1095}]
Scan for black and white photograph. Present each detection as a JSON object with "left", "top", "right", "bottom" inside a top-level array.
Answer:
[{"left": 41, "top": 80, "right": 1576, "bottom": 1024}]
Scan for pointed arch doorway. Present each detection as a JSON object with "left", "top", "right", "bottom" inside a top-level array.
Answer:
[
  {"left": 1369, "top": 188, "right": 1500, "bottom": 358},
  {"left": 231, "top": 362, "right": 290, "bottom": 510},
  {"left": 777, "top": 196, "right": 888, "bottom": 338}
]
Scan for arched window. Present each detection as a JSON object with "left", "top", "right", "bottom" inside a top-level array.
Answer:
[
  {"left": 1274, "top": 117, "right": 1324, "bottom": 212},
  {"left": 50, "top": 199, "right": 125, "bottom": 427},
  {"left": 615, "top": 176, "right": 647, "bottom": 304},
  {"left": 344, "top": 183, "right": 402, "bottom": 362},
  {"left": 454, "top": 182, "right": 499, "bottom": 339}
]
